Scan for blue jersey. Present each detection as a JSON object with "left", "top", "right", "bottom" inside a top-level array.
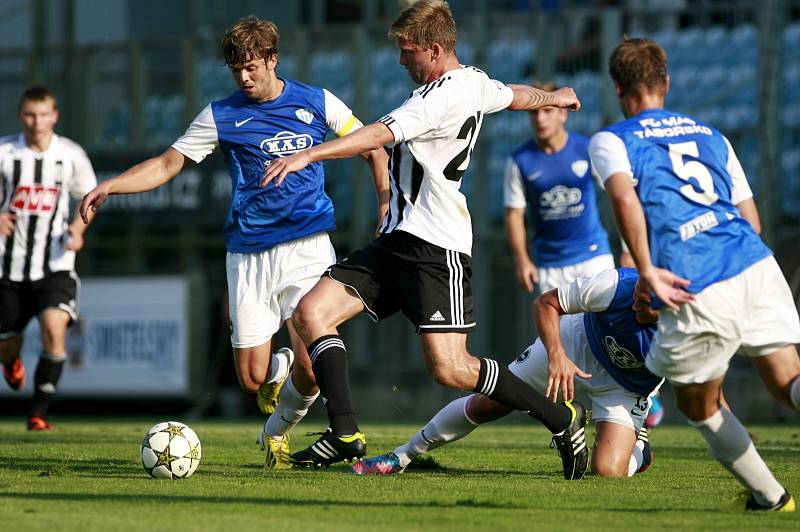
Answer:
[
  {"left": 578, "top": 268, "right": 661, "bottom": 396},
  {"left": 591, "top": 109, "right": 771, "bottom": 293},
  {"left": 506, "top": 133, "right": 610, "bottom": 267},
  {"left": 173, "top": 79, "right": 359, "bottom": 253}
]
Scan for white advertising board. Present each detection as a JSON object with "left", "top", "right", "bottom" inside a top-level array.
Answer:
[{"left": 0, "top": 276, "right": 189, "bottom": 397}]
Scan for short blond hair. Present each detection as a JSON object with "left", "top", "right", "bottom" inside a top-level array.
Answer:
[
  {"left": 388, "top": 0, "right": 457, "bottom": 53},
  {"left": 222, "top": 15, "right": 279, "bottom": 68}
]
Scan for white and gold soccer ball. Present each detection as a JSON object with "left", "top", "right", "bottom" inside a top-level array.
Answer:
[{"left": 140, "top": 421, "right": 202, "bottom": 479}]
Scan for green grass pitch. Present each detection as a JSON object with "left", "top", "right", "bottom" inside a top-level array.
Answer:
[{"left": 0, "top": 418, "right": 797, "bottom": 531}]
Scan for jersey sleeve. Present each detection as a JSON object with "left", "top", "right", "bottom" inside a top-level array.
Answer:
[
  {"left": 323, "top": 89, "right": 363, "bottom": 137},
  {"left": 503, "top": 157, "right": 527, "bottom": 208},
  {"left": 589, "top": 131, "right": 636, "bottom": 186},
  {"left": 723, "top": 136, "right": 753, "bottom": 204},
  {"left": 482, "top": 77, "right": 514, "bottom": 115},
  {"left": 557, "top": 268, "right": 620, "bottom": 314},
  {"left": 171, "top": 105, "right": 219, "bottom": 163},
  {"left": 68, "top": 145, "right": 98, "bottom": 198},
  {"left": 379, "top": 92, "right": 437, "bottom": 146}
]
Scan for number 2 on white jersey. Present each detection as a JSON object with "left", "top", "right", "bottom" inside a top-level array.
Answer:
[{"left": 668, "top": 141, "right": 719, "bottom": 206}]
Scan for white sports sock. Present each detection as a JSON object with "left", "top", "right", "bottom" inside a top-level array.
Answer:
[
  {"left": 789, "top": 374, "right": 800, "bottom": 410},
  {"left": 627, "top": 440, "right": 645, "bottom": 477},
  {"left": 264, "top": 350, "right": 290, "bottom": 385},
  {"left": 393, "top": 396, "right": 479, "bottom": 468},
  {"left": 265, "top": 375, "right": 319, "bottom": 438},
  {"left": 689, "top": 408, "right": 785, "bottom": 506}
]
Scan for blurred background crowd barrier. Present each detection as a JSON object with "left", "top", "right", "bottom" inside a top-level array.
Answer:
[{"left": 1, "top": 0, "right": 798, "bottom": 422}]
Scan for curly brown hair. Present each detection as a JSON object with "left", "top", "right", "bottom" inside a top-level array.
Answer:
[
  {"left": 222, "top": 16, "right": 279, "bottom": 68},
  {"left": 609, "top": 37, "right": 668, "bottom": 97},
  {"left": 388, "top": 0, "right": 457, "bottom": 53}
]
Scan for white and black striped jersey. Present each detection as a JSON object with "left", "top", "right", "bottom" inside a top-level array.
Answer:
[
  {"left": 378, "top": 65, "right": 513, "bottom": 256},
  {"left": 0, "top": 133, "right": 97, "bottom": 282}
]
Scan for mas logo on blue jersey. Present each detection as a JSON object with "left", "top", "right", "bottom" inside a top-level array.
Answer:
[
  {"left": 603, "top": 335, "right": 644, "bottom": 370},
  {"left": 260, "top": 131, "right": 314, "bottom": 157},
  {"left": 295, "top": 108, "right": 314, "bottom": 124},
  {"left": 571, "top": 159, "right": 589, "bottom": 178}
]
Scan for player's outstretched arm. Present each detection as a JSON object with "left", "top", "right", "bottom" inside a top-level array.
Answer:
[
  {"left": 507, "top": 85, "right": 580, "bottom": 112},
  {"left": 262, "top": 123, "right": 394, "bottom": 188},
  {"left": 532, "top": 289, "right": 592, "bottom": 402},
  {"left": 79, "top": 148, "right": 190, "bottom": 223}
]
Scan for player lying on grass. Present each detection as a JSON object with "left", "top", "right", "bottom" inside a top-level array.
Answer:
[{"left": 353, "top": 267, "right": 662, "bottom": 478}]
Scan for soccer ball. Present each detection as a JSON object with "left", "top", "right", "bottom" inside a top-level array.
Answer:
[{"left": 140, "top": 421, "right": 202, "bottom": 479}]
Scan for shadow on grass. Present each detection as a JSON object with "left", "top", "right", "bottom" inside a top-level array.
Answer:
[{"left": 0, "top": 491, "right": 517, "bottom": 510}]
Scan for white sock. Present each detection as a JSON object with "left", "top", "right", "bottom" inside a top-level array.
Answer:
[
  {"left": 789, "top": 375, "right": 800, "bottom": 410},
  {"left": 264, "top": 350, "right": 290, "bottom": 385},
  {"left": 689, "top": 408, "right": 785, "bottom": 506},
  {"left": 393, "top": 396, "right": 479, "bottom": 468},
  {"left": 627, "top": 440, "right": 645, "bottom": 477},
  {"left": 265, "top": 375, "right": 319, "bottom": 438}
]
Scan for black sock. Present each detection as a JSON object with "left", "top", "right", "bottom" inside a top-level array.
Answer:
[
  {"left": 474, "top": 357, "right": 572, "bottom": 433},
  {"left": 308, "top": 335, "right": 359, "bottom": 436},
  {"left": 30, "top": 353, "right": 66, "bottom": 419}
]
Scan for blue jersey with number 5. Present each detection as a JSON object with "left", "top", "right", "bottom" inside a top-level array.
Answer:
[{"left": 601, "top": 109, "right": 770, "bottom": 293}]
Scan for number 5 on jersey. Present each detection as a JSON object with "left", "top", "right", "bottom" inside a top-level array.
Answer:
[{"left": 668, "top": 141, "right": 719, "bottom": 206}]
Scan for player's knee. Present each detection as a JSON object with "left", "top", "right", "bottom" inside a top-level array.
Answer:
[
  {"left": 591, "top": 456, "right": 628, "bottom": 478},
  {"left": 428, "top": 365, "right": 461, "bottom": 389},
  {"left": 292, "top": 298, "right": 323, "bottom": 334},
  {"left": 237, "top": 371, "right": 261, "bottom": 394}
]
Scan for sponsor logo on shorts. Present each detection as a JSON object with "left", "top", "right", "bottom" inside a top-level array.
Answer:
[
  {"left": 429, "top": 310, "right": 446, "bottom": 322},
  {"left": 514, "top": 347, "right": 532, "bottom": 363}
]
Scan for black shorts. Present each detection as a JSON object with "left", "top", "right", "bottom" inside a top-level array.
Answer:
[
  {"left": 0, "top": 271, "right": 79, "bottom": 338},
  {"left": 326, "top": 231, "right": 475, "bottom": 333}
]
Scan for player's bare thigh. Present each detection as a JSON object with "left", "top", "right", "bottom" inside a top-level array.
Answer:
[
  {"left": 419, "top": 332, "right": 481, "bottom": 390},
  {"left": 292, "top": 276, "right": 365, "bottom": 342},
  {"left": 591, "top": 420, "right": 637, "bottom": 477}
]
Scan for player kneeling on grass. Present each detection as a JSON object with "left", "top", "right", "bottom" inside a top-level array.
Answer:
[{"left": 353, "top": 267, "right": 662, "bottom": 478}]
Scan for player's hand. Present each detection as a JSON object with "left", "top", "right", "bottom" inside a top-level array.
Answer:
[
  {"left": 79, "top": 183, "right": 111, "bottom": 224},
  {"left": 546, "top": 349, "right": 592, "bottom": 403},
  {"left": 553, "top": 87, "right": 581, "bottom": 112},
  {"left": 515, "top": 260, "right": 539, "bottom": 293},
  {"left": 0, "top": 212, "right": 16, "bottom": 237},
  {"left": 640, "top": 267, "right": 694, "bottom": 312},
  {"left": 260, "top": 151, "right": 312, "bottom": 188},
  {"left": 64, "top": 226, "right": 84, "bottom": 251}
]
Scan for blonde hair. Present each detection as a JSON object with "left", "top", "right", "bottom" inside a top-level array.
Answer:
[
  {"left": 388, "top": 0, "right": 457, "bottom": 53},
  {"left": 222, "top": 15, "right": 279, "bottom": 68}
]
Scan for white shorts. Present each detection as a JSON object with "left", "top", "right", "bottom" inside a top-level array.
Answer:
[
  {"left": 226, "top": 232, "right": 336, "bottom": 349},
  {"left": 538, "top": 254, "right": 615, "bottom": 293},
  {"left": 647, "top": 256, "right": 800, "bottom": 385},
  {"left": 509, "top": 313, "right": 656, "bottom": 432}
]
